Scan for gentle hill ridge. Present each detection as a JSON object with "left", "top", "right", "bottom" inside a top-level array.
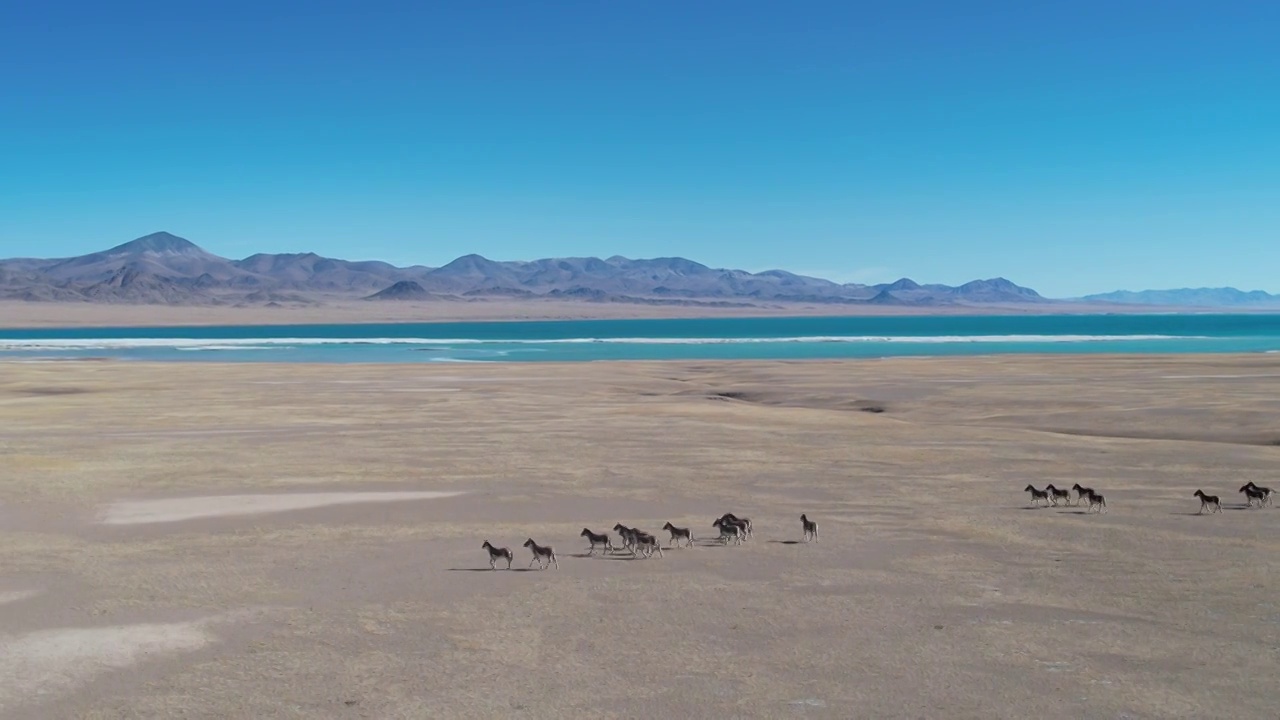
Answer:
[{"left": 1082, "top": 287, "right": 1280, "bottom": 307}]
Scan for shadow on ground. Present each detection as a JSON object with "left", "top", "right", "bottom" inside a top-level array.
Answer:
[{"left": 446, "top": 567, "right": 539, "bottom": 572}]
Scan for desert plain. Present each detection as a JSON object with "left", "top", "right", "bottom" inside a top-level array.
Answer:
[{"left": 1, "top": 354, "right": 1279, "bottom": 719}]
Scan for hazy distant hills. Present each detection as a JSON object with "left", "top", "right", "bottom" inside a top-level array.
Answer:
[
  {"left": 0, "top": 231, "right": 1053, "bottom": 308},
  {"left": 1081, "top": 288, "right": 1280, "bottom": 308}
]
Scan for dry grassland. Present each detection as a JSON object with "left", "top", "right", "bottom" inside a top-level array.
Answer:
[{"left": 1, "top": 355, "right": 1279, "bottom": 718}]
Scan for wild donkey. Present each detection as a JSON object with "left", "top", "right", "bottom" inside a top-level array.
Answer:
[
  {"left": 1070, "top": 483, "right": 1095, "bottom": 507},
  {"left": 633, "top": 530, "right": 664, "bottom": 558},
  {"left": 712, "top": 517, "right": 746, "bottom": 545},
  {"left": 1241, "top": 482, "right": 1274, "bottom": 507},
  {"left": 1254, "top": 482, "right": 1276, "bottom": 507},
  {"left": 661, "top": 522, "right": 694, "bottom": 547},
  {"left": 580, "top": 528, "right": 613, "bottom": 555},
  {"left": 800, "top": 514, "right": 818, "bottom": 542},
  {"left": 1193, "top": 489, "right": 1221, "bottom": 514},
  {"left": 613, "top": 523, "right": 637, "bottom": 553},
  {"left": 523, "top": 538, "right": 559, "bottom": 570},
  {"left": 481, "top": 541, "right": 514, "bottom": 570},
  {"left": 1240, "top": 484, "right": 1268, "bottom": 508},
  {"left": 716, "top": 513, "right": 752, "bottom": 539},
  {"left": 1024, "top": 484, "right": 1050, "bottom": 507},
  {"left": 1044, "top": 484, "right": 1071, "bottom": 506},
  {"left": 1082, "top": 489, "right": 1108, "bottom": 514}
]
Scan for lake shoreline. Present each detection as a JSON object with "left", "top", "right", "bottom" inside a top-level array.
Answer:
[
  {"left": 2, "top": 298, "right": 1266, "bottom": 330},
  {"left": 1, "top": 312, "right": 1278, "bottom": 363}
]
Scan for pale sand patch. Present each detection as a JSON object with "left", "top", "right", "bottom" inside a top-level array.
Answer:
[
  {"left": 0, "top": 590, "right": 40, "bottom": 605},
  {"left": 0, "top": 620, "right": 213, "bottom": 712},
  {"left": 97, "top": 490, "right": 468, "bottom": 525}
]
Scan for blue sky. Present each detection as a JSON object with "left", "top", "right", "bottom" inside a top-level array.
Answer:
[{"left": 1, "top": 1, "right": 1276, "bottom": 297}]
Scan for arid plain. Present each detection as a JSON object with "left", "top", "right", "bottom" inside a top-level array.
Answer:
[{"left": 2, "top": 355, "right": 1279, "bottom": 719}]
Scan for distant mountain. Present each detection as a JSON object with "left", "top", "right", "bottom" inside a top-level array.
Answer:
[
  {"left": 0, "top": 231, "right": 1051, "bottom": 307},
  {"left": 1082, "top": 287, "right": 1280, "bottom": 308},
  {"left": 234, "top": 252, "right": 406, "bottom": 291},
  {"left": 39, "top": 231, "right": 246, "bottom": 284}
]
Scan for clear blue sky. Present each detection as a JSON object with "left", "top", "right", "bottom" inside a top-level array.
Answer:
[{"left": 1, "top": 1, "right": 1276, "bottom": 297}]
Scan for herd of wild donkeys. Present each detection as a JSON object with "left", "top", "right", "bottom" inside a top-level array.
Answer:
[
  {"left": 478, "top": 479, "right": 1280, "bottom": 570},
  {"left": 1024, "top": 481, "right": 1276, "bottom": 514},
  {"left": 481, "top": 480, "right": 1279, "bottom": 570},
  {"left": 480, "top": 512, "right": 820, "bottom": 570}
]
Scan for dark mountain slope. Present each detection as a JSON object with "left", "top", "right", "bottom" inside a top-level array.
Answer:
[{"left": 0, "top": 232, "right": 1052, "bottom": 307}]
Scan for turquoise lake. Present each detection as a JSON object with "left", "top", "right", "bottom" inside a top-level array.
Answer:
[{"left": 1, "top": 314, "right": 1279, "bottom": 363}]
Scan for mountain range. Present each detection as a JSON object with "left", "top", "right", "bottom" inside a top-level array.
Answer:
[
  {"left": 0, "top": 232, "right": 1051, "bottom": 307},
  {"left": 1080, "top": 288, "right": 1280, "bottom": 308}
]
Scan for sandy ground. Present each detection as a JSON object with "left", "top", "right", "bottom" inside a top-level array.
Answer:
[
  {"left": 97, "top": 491, "right": 469, "bottom": 525},
  {"left": 0, "top": 298, "right": 1179, "bottom": 329},
  {"left": 1, "top": 355, "right": 1278, "bottom": 718}
]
